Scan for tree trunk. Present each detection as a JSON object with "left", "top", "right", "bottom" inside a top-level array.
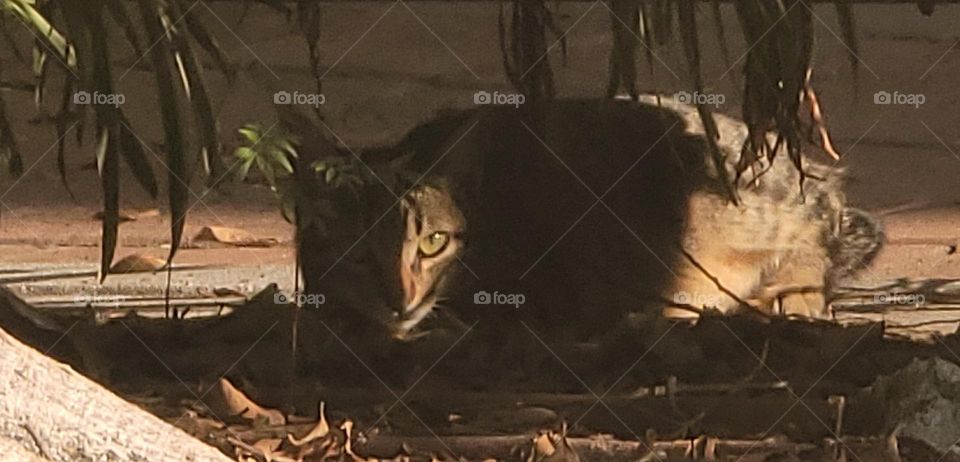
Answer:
[{"left": 0, "top": 321, "right": 231, "bottom": 462}]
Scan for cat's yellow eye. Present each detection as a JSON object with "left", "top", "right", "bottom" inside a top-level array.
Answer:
[{"left": 418, "top": 231, "right": 449, "bottom": 257}]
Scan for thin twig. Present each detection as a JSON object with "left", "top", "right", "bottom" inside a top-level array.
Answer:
[{"left": 679, "top": 248, "right": 766, "bottom": 316}]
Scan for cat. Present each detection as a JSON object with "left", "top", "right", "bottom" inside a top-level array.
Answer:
[{"left": 301, "top": 97, "right": 884, "bottom": 342}]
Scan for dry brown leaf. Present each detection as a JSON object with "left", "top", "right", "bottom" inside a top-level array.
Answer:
[
  {"left": 531, "top": 433, "right": 557, "bottom": 459},
  {"left": 230, "top": 436, "right": 297, "bottom": 462},
  {"left": 213, "top": 287, "right": 248, "bottom": 298},
  {"left": 341, "top": 420, "right": 380, "bottom": 462},
  {"left": 93, "top": 208, "right": 160, "bottom": 223},
  {"left": 109, "top": 254, "right": 166, "bottom": 273},
  {"left": 177, "top": 410, "right": 225, "bottom": 439},
  {"left": 527, "top": 429, "right": 581, "bottom": 462},
  {"left": 284, "top": 416, "right": 352, "bottom": 461},
  {"left": 288, "top": 402, "right": 331, "bottom": 446},
  {"left": 252, "top": 438, "right": 284, "bottom": 457},
  {"left": 193, "top": 225, "right": 279, "bottom": 248},
  {"left": 218, "top": 378, "right": 286, "bottom": 426}
]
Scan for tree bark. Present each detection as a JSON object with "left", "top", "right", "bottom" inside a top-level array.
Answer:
[{"left": 0, "top": 321, "right": 231, "bottom": 462}]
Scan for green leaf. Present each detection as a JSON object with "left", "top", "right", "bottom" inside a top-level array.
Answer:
[
  {"left": 269, "top": 146, "right": 294, "bottom": 174},
  {"left": 3, "top": 0, "right": 76, "bottom": 69},
  {"left": 236, "top": 155, "right": 256, "bottom": 180},
  {"left": 31, "top": 45, "right": 47, "bottom": 107},
  {"left": 239, "top": 125, "right": 262, "bottom": 143},
  {"left": 234, "top": 146, "right": 255, "bottom": 161},
  {"left": 255, "top": 155, "right": 276, "bottom": 186}
]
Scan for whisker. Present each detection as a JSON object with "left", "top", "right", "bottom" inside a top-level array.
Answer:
[{"left": 433, "top": 303, "right": 471, "bottom": 331}]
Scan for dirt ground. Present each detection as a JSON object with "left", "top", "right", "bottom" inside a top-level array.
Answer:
[{"left": 1, "top": 2, "right": 959, "bottom": 331}]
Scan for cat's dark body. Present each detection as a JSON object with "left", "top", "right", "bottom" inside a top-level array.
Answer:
[{"left": 301, "top": 98, "right": 883, "bottom": 343}]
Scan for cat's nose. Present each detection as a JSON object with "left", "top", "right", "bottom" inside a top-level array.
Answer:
[{"left": 400, "top": 265, "right": 417, "bottom": 307}]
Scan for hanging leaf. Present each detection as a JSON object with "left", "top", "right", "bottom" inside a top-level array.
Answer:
[
  {"left": 638, "top": 2, "right": 660, "bottom": 98},
  {"left": 709, "top": 0, "right": 734, "bottom": 87},
  {"left": 182, "top": 4, "right": 237, "bottom": 82},
  {"left": 136, "top": 0, "right": 191, "bottom": 266},
  {"left": 652, "top": 0, "right": 674, "bottom": 45},
  {"left": 0, "top": 95, "right": 23, "bottom": 178},
  {"left": 734, "top": 0, "right": 815, "bottom": 192},
  {"left": 54, "top": 75, "right": 78, "bottom": 200},
  {"left": 498, "top": 0, "right": 555, "bottom": 104},
  {"left": 104, "top": 0, "right": 145, "bottom": 57},
  {"left": 606, "top": 0, "right": 640, "bottom": 100},
  {"left": 167, "top": 0, "right": 226, "bottom": 183},
  {"left": 80, "top": 2, "right": 125, "bottom": 282},
  {"left": 2, "top": 0, "right": 76, "bottom": 69},
  {"left": 96, "top": 128, "right": 119, "bottom": 283},
  {"left": 31, "top": 45, "right": 47, "bottom": 107},
  {"left": 118, "top": 117, "right": 160, "bottom": 198},
  {"left": 678, "top": 0, "right": 738, "bottom": 204}
]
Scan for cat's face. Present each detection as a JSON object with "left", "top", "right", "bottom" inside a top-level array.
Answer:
[{"left": 392, "top": 185, "right": 466, "bottom": 340}]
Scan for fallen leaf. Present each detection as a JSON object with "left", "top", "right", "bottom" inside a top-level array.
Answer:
[
  {"left": 193, "top": 225, "right": 279, "bottom": 247},
  {"left": 109, "top": 254, "right": 166, "bottom": 273},
  {"left": 288, "top": 401, "right": 331, "bottom": 446},
  {"left": 252, "top": 438, "right": 283, "bottom": 455},
  {"left": 532, "top": 433, "right": 557, "bottom": 458},
  {"left": 527, "top": 428, "right": 581, "bottom": 462},
  {"left": 230, "top": 436, "right": 298, "bottom": 462},
  {"left": 213, "top": 287, "right": 247, "bottom": 298},
  {"left": 218, "top": 377, "right": 286, "bottom": 426},
  {"left": 93, "top": 208, "right": 161, "bottom": 222},
  {"left": 177, "top": 410, "right": 224, "bottom": 439}
]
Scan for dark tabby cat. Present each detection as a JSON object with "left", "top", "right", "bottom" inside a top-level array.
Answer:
[{"left": 303, "top": 97, "right": 883, "bottom": 342}]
